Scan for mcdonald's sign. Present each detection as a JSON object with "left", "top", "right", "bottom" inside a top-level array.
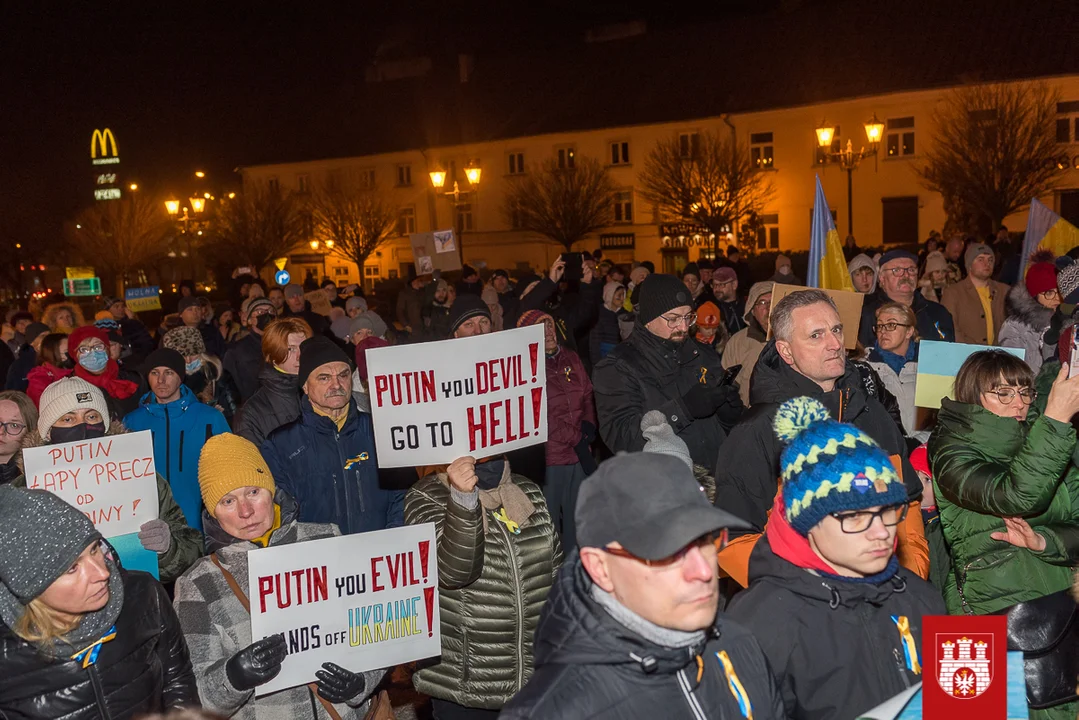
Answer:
[{"left": 91, "top": 128, "right": 120, "bottom": 165}]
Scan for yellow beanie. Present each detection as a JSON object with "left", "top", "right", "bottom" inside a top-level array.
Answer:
[{"left": 198, "top": 433, "right": 276, "bottom": 517}]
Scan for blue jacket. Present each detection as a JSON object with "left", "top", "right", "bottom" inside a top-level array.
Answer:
[
  {"left": 124, "top": 384, "right": 230, "bottom": 532},
  {"left": 260, "top": 397, "right": 404, "bottom": 535}
]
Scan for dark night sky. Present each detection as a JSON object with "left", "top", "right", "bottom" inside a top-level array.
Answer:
[{"left": 1, "top": 1, "right": 773, "bottom": 250}]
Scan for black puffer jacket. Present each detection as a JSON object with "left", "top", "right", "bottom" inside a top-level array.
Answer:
[
  {"left": 222, "top": 332, "right": 264, "bottom": 403},
  {"left": 501, "top": 552, "right": 786, "bottom": 720},
  {"left": 0, "top": 571, "right": 199, "bottom": 719},
  {"left": 234, "top": 365, "right": 303, "bottom": 448}
]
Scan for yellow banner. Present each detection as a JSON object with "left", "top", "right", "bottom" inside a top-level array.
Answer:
[{"left": 66, "top": 266, "right": 95, "bottom": 280}]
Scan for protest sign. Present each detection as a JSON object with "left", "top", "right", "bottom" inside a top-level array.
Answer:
[
  {"left": 768, "top": 283, "right": 864, "bottom": 350},
  {"left": 410, "top": 229, "right": 462, "bottom": 274},
  {"left": 125, "top": 286, "right": 162, "bottom": 313},
  {"left": 304, "top": 290, "right": 333, "bottom": 316},
  {"left": 110, "top": 532, "right": 159, "bottom": 579},
  {"left": 915, "top": 341, "right": 1025, "bottom": 409},
  {"left": 23, "top": 430, "right": 159, "bottom": 537},
  {"left": 248, "top": 523, "right": 440, "bottom": 696},
  {"left": 365, "top": 324, "right": 547, "bottom": 467}
]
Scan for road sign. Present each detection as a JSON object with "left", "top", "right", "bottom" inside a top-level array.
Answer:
[
  {"left": 65, "top": 266, "right": 95, "bottom": 280},
  {"left": 274, "top": 269, "right": 291, "bottom": 286},
  {"left": 63, "top": 277, "right": 101, "bottom": 297},
  {"left": 273, "top": 257, "right": 288, "bottom": 271}
]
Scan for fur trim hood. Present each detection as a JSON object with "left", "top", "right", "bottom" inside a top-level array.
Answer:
[{"left": 1005, "top": 282, "right": 1053, "bottom": 331}]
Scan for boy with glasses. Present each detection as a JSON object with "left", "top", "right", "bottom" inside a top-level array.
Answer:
[{"left": 728, "top": 396, "right": 944, "bottom": 720}]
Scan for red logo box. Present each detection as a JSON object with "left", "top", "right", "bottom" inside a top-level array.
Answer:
[{"left": 922, "top": 615, "right": 1008, "bottom": 719}]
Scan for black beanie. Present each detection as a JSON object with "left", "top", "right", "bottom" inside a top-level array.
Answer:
[
  {"left": 298, "top": 335, "right": 352, "bottom": 383},
  {"left": 142, "top": 348, "right": 186, "bottom": 379},
  {"left": 681, "top": 262, "right": 700, "bottom": 279},
  {"left": 638, "top": 274, "right": 693, "bottom": 325},
  {"left": 449, "top": 294, "right": 491, "bottom": 335}
]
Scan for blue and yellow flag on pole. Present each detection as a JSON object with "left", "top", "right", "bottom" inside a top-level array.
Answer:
[
  {"left": 1019, "top": 198, "right": 1079, "bottom": 278},
  {"left": 807, "top": 175, "right": 854, "bottom": 291}
]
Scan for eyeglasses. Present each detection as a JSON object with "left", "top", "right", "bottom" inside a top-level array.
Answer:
[
  {"left": 873, "top": 322, "right": 912, "bottom": 333},
  {"left": 882, "top": 266, "right": 918, "bottom": 277},
  {"left": 1039, "top": 289, "right": 1061, "bottom": 300},
  {"left": 831, "top": 503, "right": 909, "bottom": 533},
  {"left": 76, "top": 343, "right": 107, "bottom": 357},
  {"left": 602, "top": 529, "right": 728, "bottom": 567},
  {"left": 985, "top": 386, "right": 1037, "bottom": 405},
  {"left": 0, "top": 422, "right": 26, "bottom": 435},
  {"left": 661, "top": 312, "right": 697, "bottom": 328}
]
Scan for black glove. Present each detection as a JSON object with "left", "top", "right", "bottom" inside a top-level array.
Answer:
[
  {"left": 1045, "top": 306, "right": 1071, "bottom": 346},
  {"left": 580, "top": 420, "right": 597, "bottom": 443},
  {"left": 316, "top": 662, "right": 366, "bottom": 704},
  {"left": 681, "top": 385, "right": 727, "bottom": 419},
  {"left": 226, "top": 634, "right": 288, "bottom": 692},
  {"left": 714, "top": 385, "right": 745, "bottom": 430}
]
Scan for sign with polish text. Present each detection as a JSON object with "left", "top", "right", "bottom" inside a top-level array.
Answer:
[
  {"left": 365, "top": 325, "right": 548, "bottom": 467},
  {"left": 125, "top": 286, "right": 162, "bottom": 313},
  {"left": 23, "top": 430, "right": 159, "bottom": 538},
  {"left": 248, "top": 523, "right": 440, "bottom": 695}
]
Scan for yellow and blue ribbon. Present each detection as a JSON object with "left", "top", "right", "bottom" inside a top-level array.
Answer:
[
  {"left": 343, "top": 452, "right": 369, "bottom": 470},
  {"left": 891, "top": 615, "right": 921, "bottom": 675},
  {"left": 70, "top": 625, "right": 117, "bottom": 668},
  {"left": 716, "top": 650, "right": 754, "bottom": 719}
]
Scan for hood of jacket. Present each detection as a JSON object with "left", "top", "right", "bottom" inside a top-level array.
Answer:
[
  {"left": 137, "top": 383, "right": 198, "bottom": 417},
  {"left": 1004, "top": 282, "right": 1053, "bottom": 331},
  {"left": 202, "top": 488, "right": 301, "bottom": 554},
  {"left": 748, "top": 340, "right": 868, "bottom": 422},
  {"left": 847, "top": 253, "right": 878, "bottom": 294}
]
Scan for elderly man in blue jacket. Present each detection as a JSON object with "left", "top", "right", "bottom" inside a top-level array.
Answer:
[{"left": 260, "top": 335, "right": 404, "bottom": 534}]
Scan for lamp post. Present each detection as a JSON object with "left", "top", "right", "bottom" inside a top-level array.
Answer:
[
  {"left": 815, "top": 113, "right": 884, "bottom": 236},
  {"left": 165, "top": 196, "right": 207, "bottom": 281},
  {"left": 429, "top": 162, "right": 481, "bottom": 257},
  {"left": 308, "top": 239, "right": 335, "bottom": 282}
]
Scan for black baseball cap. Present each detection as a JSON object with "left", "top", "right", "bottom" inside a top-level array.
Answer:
[{"left": 576, "top": 453, "right": 749, "bottom": 560}]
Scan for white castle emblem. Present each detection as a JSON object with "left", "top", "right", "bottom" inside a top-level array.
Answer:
[{"left": 936, "top": 635, "right": 992, "bottom": 699}]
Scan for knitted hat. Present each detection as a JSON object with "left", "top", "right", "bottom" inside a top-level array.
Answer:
[
  {"left": 246, "top": 297, "right": 276, "bottom": 317},
  {"left": 298, "top": 336, "right": 351, "bottom": 384},
  {"left": 909, "top": 445, "right": 931, "bottom": 477},
  {"left": 355, "top": 336, "right": 389, "bottom": 382},
  {"left": 331, "top": 316, "right": 353, "bottom": 341},
  {"left": 0, "top": 486, "right": 102, "bottom": 625},
  {"left": 353, "top": 311, "right": 389, "bottom": 338},
  {"left": 177, "top": 296, "right": 201, "bottom": 313},
  {"left": 878, "top": 249, "right": 918, "bottom": 268},
  {"left": 198, "top": 433, "right": 276, "bottom": 517},
  {"left": 1056, "top": 262, "right": 1079, "bottom": 305},
  {"left": 517, "top": 309, "right": 553, "bottom": 329},
  {"left": 638, "top": 274, "right": 693, "bottom": 325},
  {"left": 696, "top": 301, "right": 721, "bottom": 329},
  {"left": 461, "top": 264, "right": 479, "bottom": 279},
  {"left": 68, "top": 326, "right": 108, "bottom": 353},
  {"left": 38, "top": 376, "right": 111, "bottom": 440},
  {"left": 101, "top": 296, "right": 123, "bottom": 311},
  {"left": 727, "top": 245, "right": 741, "bottom": 257},
  {"left": 449, "top": 294, "right": 491, "bottom": 335},
  {"left": 774, "top": 397, "right": 906, "bottom": 535},
  {"left": 640, "top": 410, "right": 692, "bottom": 470},
  {"left": 24, "top": 322, "right": 50, "bottom": 343},
  {"left": 162, "top": 326, "right": 206, "bottom": 357},
  {"left": 923, "top": 250, "right": 947, "bottom": 274},
  {"left": 142, "top": 348, "right": 186, "bottom": 379},
  {"left": 964, "top": 242, "right": 993, "bottom": 271},
  {"left": 283, "top": 284, "right": 305, "bottom": 299},
  {"left": 345, "top": 296, "right": 368, "bottom": 313},
  {"left": 696, "top": 258, "right": 713, "bottom": 271},
  {"left": 713, "top": 266, "right": 737, "bottom": 284},
  {"left": 681, "top": 262, "right": 700, "bottom": 280},
  {"left": 94, "top": 318, "right": 120, "bottom": 332},
  {"left": 1025, "top": 262, "right": 1059, "bottom": 298}
]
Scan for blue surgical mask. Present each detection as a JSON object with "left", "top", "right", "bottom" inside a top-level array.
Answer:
[
  {"left": 78, "top": 350, "right": 109, "bottom": 373},
  {"left": 185, "top": 358, "right": 203, "bottom": 373}
]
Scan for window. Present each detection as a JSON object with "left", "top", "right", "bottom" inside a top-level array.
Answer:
[
  {"left": 507, "top": 152, "right": 525, "bottom": 175},
  {"left": 356, "top": 168, "right": 376, "bottom": 189},
  {"left": 456, "top": 203, "right": 473, "bottom": 233},
  {"left": 556, "top": 146, "right": 576, "bottom": 169},
  {"left": 613, "top": 190, "right": 633, "bottom": 224},
  {"left": 296, "top": 174, "right": 310, "bottom": 193},
  {"left": 815, "top": 127, "right": 841, "bottom": 164},
  {"left": 333, "top": 266, "right": 349, "bottom": 277},
  {"left": 1057, "top": 101, "right": 1079, "bottom": 144},
  {"left": 750, "top": 132, "right": 774, "bottom": 168},
  {"left": 756, "top": 213, "right": 780, "bottom": 250},
  {"left": 610, "top": 141, "right": 630, "bottom": 165},
  {"left": 396, "top": 164, "right": 412, "bottom": 186},
  {"left": 885, "top": 117, "right": 916, "bottom": 157},
  {"left": 397, "top": 207, "right": 416, "bottom": 236},
  {"left": 364, "top": 266, "right": 380, "bottom": 278},
  {"left": 267, "top": 176, "right": 280, "bottom": 191},
  {"left": 678, "top": 132, "right": 699, "bottom": 159},
  {"left": 882, "top": 197, "right": 919, "bottom": 245}
]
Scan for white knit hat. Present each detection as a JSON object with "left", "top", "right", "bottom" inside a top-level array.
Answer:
[{"left": 38, "top": 377, "right": 111, "bottom": 440}]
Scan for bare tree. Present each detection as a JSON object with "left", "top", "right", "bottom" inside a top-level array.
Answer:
[
  {"left": 917, "top": 82, "right": 1065, "bottom": 235},
  {"left": 209, "top": 182, "right": 307, "bottom": 271},
  {"left": 502, "top": 156, "right": 616, "bottom": 250},
  {"left": 638, "top": 130, "right": 774, "bottom": 250},
  {"left": 71, "top": 194, "right": 171, "bottom": 295},
  {"left": 308, "top": 183, "right": 398, "bottom": 268}
]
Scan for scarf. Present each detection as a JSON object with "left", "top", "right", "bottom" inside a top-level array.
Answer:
[
  {"left": 75, "top": 360, "right": 138, "bottom": 400},
  {"left": 472, "top": 460, "right": 536, "bottom": 534},
  {"left": 591, "top": 584, "right": 705, "bottom": 649},
  {"left": 871, "top": 341, "right": 917, "bottom": 377}
]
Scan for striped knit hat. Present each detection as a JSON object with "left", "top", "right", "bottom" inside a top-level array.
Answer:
[{"left": 774, "top": 397, "right": 906, "bottom": 535}]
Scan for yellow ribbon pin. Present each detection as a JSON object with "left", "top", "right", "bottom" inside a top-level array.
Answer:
[
  {"left": 717, "top": 650, "right": 754, "bottom": 719},
  {"left": 699, "top": 367, "right": 709, "bottom": 384},
  {"left": 493, "top": 507, "right": 520, "bottom": 534},
  {"left": 892, "top": 615, "right": 922, "bottom": 675}
]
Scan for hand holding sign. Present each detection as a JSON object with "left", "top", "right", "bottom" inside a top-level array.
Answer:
[{"left": 447, "top": 456, "right": 478, "bottom": 493}]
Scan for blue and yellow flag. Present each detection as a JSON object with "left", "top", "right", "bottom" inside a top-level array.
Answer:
[
  {"left": 1019, "top": 198, "right": 1079, "bottom": 278},
  {"left": 807, "top": 175, "right": 854, "bottom": 291}
]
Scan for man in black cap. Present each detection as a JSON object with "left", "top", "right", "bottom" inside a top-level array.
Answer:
[
  {"left": 502, "top": 452, "right": 784, "bottom": 720},
  {"left": 456, "top": 265, "right": 483, "bottom": 296},
  {"left": 593, "top": 274, "right": 742, "bottom": 467},
  {"left": 261, "top": 336, "right": 404, "bottom": 535},
  {"left": 448, "top": 294, "right": 493, "bottom": 338},
  {"left": 858, "top": 249, "right": 954, "bottom": 346}
]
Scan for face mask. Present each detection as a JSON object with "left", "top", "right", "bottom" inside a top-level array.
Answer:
[
  {"left": 779, "top": 266, "right": 791, "bottom": 276},
  {"left": 185, "top": 358, "right": 203, "bottom": 373},
  {"left": 255, "top": 314, "right": 273, "bottom": 331},
  {"left": 78, "top": 350, "right": 109, "bottom": 373},
  {"left": 51, "top": 422, "right": 107, "bottom": 444}
]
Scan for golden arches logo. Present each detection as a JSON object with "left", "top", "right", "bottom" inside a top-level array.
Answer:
[{"left": 91, "top": 129, "right": 119, "bottom": 161}]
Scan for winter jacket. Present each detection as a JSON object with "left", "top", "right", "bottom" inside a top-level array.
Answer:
[
  {"left": 185, "top": 361, "right": 242, "bottom": 423},
  {"left": 501, "top": 552, "right": 787, "bottom": 720},
  {"left": 941, "top": 276, "right": 1009, "bottom": 345},
  {"left": 927, "top": 399, "right": 1079, "bottom": 614},
  {"left": 396, "top": 285, "right": 425, "bottom": 335},
  {"left": 593, "top": 325, "right": 730, "bottom": 468},
  {"left": 261, "top": 398, "right": 404, "bottom": 536},
  {"left": 423, "top": 300, "right": 453, "bottom": 341},
  {"left": 866, "top": 346, "right": 920, "bottom": 438},
  {"left": 722, "top": 320, "right": 767, "bottom": 408},
  {"left": 998, "top": 283, "right": 1054, "bottom": 373},
  {"left": 518, "top": 277, "right": 600, "bottom": 353},
  {"left": 119, "top": 316, "right": 156, "bottom": 367},
  {"left": 716, "top": 298, "right": 747, "bottom": 336},
  {"left": 25, "top": 362, "right": 72, "bottom": 406},
  {"left": 174, "top": 492, "right": 384, "bottom": 719},
  {"left": 223, "top": 332, "right": 264, "bottom": 403},
  {"left": 0, "top": 570, "right": 198, "bottom": 720},
  {"left": 858, "top": 287, "right": 955, "bottom": 347},
  {"left": 545, "top": 347, "right": 596, "bottom": 466},
  {"left": 589, "top": 307, "right": 623, "bottom": 362},
  {"left": 235, "top": 365, "right": 304, "bottom": 448},
  {"left": 727, "top": 536, "right": 945, "bottom": 720},
  {"left": 124, "top": 385, "right": 231, "bottom": 532},
  {"left": 404, "top": 463, "right": 561, "bottom": 708},
  {"left": 5, "top": 345, "right": 35, "bottom": 391}
]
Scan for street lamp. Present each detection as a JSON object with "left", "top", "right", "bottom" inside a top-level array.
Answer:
[
  {"left": 429, "top": 162, "right": 481, "bottom": 256},
  {"left": 815, "top": 113, "right": 883, "bottom": 235},
  {"left": 164, "top": 199, "right": 181, "bottom": 216},
  {"left": 189, "top": 197, "right": 206, "bottom": 214}
]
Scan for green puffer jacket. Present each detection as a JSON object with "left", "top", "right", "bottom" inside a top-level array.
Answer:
[
  {"left": 928, "top": 399, "right": 1079, "bottom": 615},
  {"left": 404, "top": 461, "right": 562, "bottom": 710}
]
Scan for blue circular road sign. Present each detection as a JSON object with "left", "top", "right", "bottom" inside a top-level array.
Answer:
[{"left": 275, "top": 269, "right": 291, "bottom": 286}]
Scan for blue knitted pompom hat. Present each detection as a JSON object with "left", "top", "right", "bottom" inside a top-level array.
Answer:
[{"left": 774, "top": 396, "right": 907, "bottom": 535}]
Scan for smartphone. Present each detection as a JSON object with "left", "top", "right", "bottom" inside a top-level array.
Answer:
[
  {"left": 561, "top": 252, "right": 583, "bottom": 283},
  {"left": 1070, "top": 330, "right": 1079, "bottom": 378},
  {"left": 721, "top": 365, "right": 742, "bottom": 386}
]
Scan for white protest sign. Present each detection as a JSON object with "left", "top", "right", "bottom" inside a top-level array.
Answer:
[
  {"left": 23, "top": 430, "right": 159, "bottom": 538},
  {"left": 366, "top": 324, "right": 548, "bottom": 467},
  {"left": 248, "top": 523, "right": 440, "bottom": 696}
]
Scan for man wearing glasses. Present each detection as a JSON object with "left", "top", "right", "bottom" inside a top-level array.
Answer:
[
  {"left": 857, "top": 249, "right": 954, "bottom": 347},
  {"left": 727, "top": 397, "right": 944, "bottom": 720},
  {"left": 593, "top": 274, "right": 742, "bottom": 468},
  {"left": 710, "top": 267, "right": 747, "bottom": 336},
  {"left": 941, "top": 242, "right": 1009, "bottom": 345},
  {"left": 503, "top": 453, "right": 786, "bottom": 720}
]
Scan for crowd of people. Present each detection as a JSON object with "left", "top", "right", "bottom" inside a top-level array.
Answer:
[{"left": 1, "top": 232, "right": 1079, "bottom": 719}]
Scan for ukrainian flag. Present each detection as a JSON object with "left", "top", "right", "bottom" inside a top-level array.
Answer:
[
  {"left": 1019, "top": 198, "right": 1079, "bottom": 277},
  {"left": 807, "top": 175, "right": 854, "bottom": 291}
]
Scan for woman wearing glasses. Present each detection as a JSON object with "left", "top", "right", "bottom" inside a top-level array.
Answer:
[
  {"left": 0, "top": 390, "right": 35, "bottom": 485},
  {"left": 865, "top": 302, "right": 922, "bottom": 439},
  {"left": 928, "top": 350, "right": 1079, "bottom": 616},
  {"left": 997, "top": 261, "right": 1060, "bottom": 374}
]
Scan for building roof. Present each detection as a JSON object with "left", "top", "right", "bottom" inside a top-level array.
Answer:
[{"left": 242, "top": 0, "right": 1079, "bottom": 167}]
